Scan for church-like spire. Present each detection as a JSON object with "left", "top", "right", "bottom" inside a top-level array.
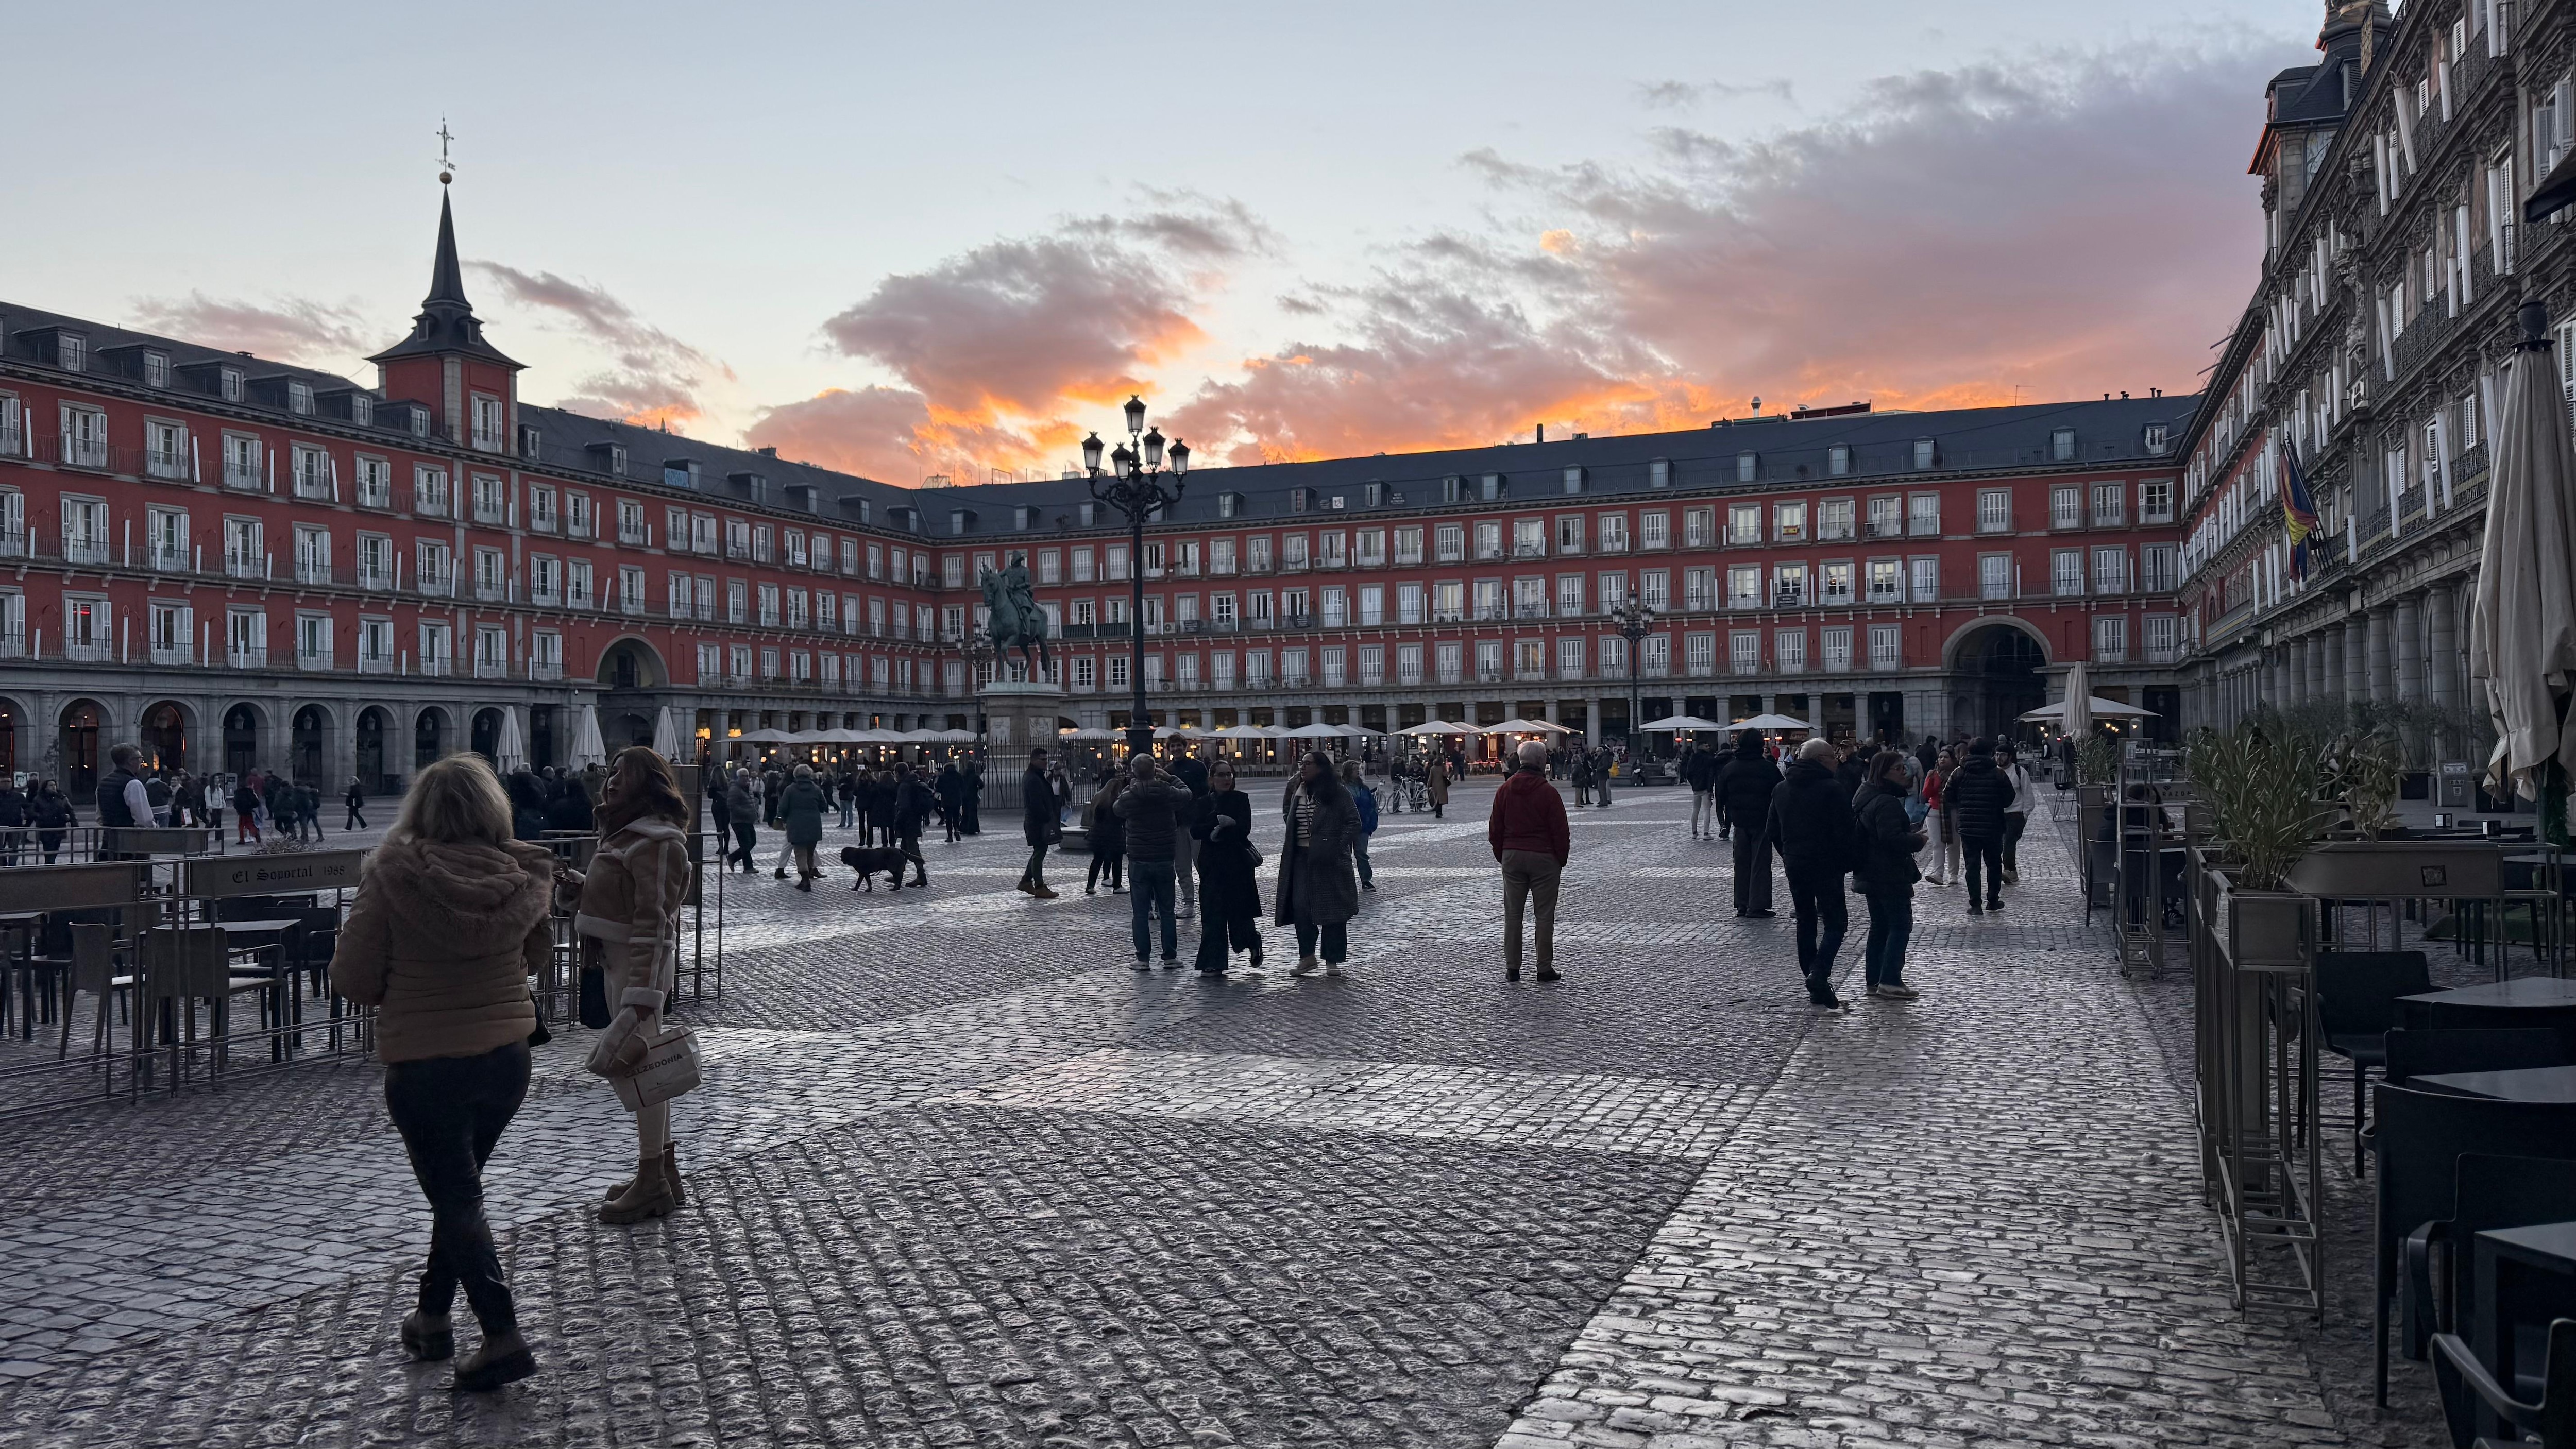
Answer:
[
  {"left": 370, "top": 163, "right": 519, "bottom": 370},
  {"left": 426, "top": 187, "right": 470, "bottom": 310}
]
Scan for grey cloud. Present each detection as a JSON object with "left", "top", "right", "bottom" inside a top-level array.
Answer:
[
  {"left": 470, "top": 261, "right": 728, "bottom": 424},
  {"left": 128, "top": 293, "right": 378, "bottom": 370}
]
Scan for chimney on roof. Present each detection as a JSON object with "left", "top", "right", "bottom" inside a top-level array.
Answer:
[
  {"left": 757, "top": 446, "right": 777, "bottom": 457},
  {"left": 1535, "top": 423, "right": 1545, "bottom": 443}
]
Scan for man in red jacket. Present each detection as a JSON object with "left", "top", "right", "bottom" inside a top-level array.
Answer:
[{"left": 1489, "top": 740, "right": 1572, "bottom": 982}]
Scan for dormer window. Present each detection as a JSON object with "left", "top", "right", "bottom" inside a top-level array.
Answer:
[
  {"left": 1365, "top": 481, "right": 1385, "bottom": 507},
  {"left": 518, "top": 424, "right": 542, "bottom": 459},
  {"left": 1218, "top": 492, "right": 1240, "bottom": 519},
  {"left": 1913, "top": 438, "right": 1938, "bottom": 470},
  {"left": 143, "top": 351, "right": 170, "bottom": 388},
  {"left": 1443, "top": 474, "right": 1465, "bottom": 503},
  {"left": 288, "top": 381, "right": 314, "bottom": 415},
  {"left": 2049, "top": 427, "right": 2076, "bottom": 462},
  {"left": 2144, "top": 422, "right": 2170, "bottom": 455},
  {"left": 56, "top": 333, "right": 85, "bottom": 372},
  {"left": 1736, "top": 451, "right": 1758, "bottom": 483},
  {"left": 1015, "top": 505, "right": 1036, "bottom": 530},
  {"left": 1561, "top": 467, "right": 1585, "bottom": 495},
  {"left": 350, "top": 393, "right": 372, "bottom": 426},
  {"left": 588, "top": 440, "right": 627, "bottom": 475},
  {"left": 1828, "top": 445, "right": 1851, "bottom": 476},
  {"left": 407, "top": 406, "right": 428, "bottom": 438},
  {"left": 221, "top": 368, "right": 244, "bottom": 402},
  {"left": 1290, "top": 488, "right": 1311, "bottom": 514},
  {"left": 1479, "top": 472, "right": 1504, "bottom": 501},
  {"left": 1649, "top": 458, "right": 1671, "bottom": 489}
]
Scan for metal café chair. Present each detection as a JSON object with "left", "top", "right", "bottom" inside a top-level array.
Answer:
[
  {"left": 58, "top": 922, "right": 135, "bottom": 1062},
  {"left": 139, "top": 926, "right": 272, "bottom": 1084}
]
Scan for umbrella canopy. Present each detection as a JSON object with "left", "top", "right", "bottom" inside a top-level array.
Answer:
[
  {"left": 1279, "top": 722, "right": 1354, "bottom": 739},
  {"left": 1637, "top": 714, "right": 1727, "bottom": 732},
  {"left": 1480, "top": 718, "right": 1568, "bottom": 735},
  {"left": 937, "top": 728, "right": 979, "bottom": 743},
  {"left": 2017, "top": 696, "right": 2155, "bottom": 722},
  {"left": 737, "top": 727, "right": 793, "bottom": 744},
  {"left": 651, "top": 706, "right": 681, "bottom": 759},
  {"left": 896, "top": 728, "right": 942, "bottom": 742},
  {"left": 2471, "top": 304, "right": 2576, "bottom": 825},
  {"left": 1398, "top": 721, "right": 1476, "bottom": 737},
  {"left": 2062, "top": 661, "right": 2093, "bottom": 740},
  {"left": 1723, "top": 713, "right": 1815, "bottom": 732},
  {"left": 494, "top": 709, "right": 528, "bottom": 773},
  {"left": 1064, "top": 726, "right": 1121, "bottom": 741},
  {"left": 570, "top": 704, "right": 608, "bottom": 768}
]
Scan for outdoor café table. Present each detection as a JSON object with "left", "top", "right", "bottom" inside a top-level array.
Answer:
[
  {"left": 2412, "top": 1065, "right": 2576, "bottom": 1103},
  {"left": 2473, "top": 1222, "right": 2576, "bottom": 1443},
  {"left": 213, "top": 918, "right": 307, "bottom": 1061},
  {"left": 2398, "top": 977, "right": 2576, "bottom": 1031}
]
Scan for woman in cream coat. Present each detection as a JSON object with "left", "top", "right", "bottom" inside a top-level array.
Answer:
[{"left": 564, "top": 746, "right": 694, "bottom": 1224}]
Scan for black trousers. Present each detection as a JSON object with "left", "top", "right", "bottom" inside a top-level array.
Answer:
[
  {"left": 2002, "top": 813, "right": 2027, "bottom": 873},
  {"left": 1088, "top": 851, "right": 1124, "bottom": 892},
  {"left": 896, "top": 829, "right": 925, "bottom": 880},
  {"left": 1731, "top": 831, "right": 1774, "bottom": 913},
  {"left": 1194, "top": 904, "right": 1263, "bottom": 972},
  {"left": 1784, "top": 864, "right": 1846, "bottom": 999},
  {"left": 1294, "top": 920, "right": 1347, "bottom": 963},
  {"left": 384, "top": 1041, "right": 530, "bottom": 1334},
  {"left": 1963, "top": 834, "right": 2004, "bottom": 905},
  {"left": 730, "top": 821, "right": 758, "bottom": 870}
]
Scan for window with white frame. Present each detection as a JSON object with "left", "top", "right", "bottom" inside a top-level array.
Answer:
[
  {"left": 2092, "top": 481, "right": 2126, "bottom": 526},
  {"left": 1868, "top": 496, "right": 1902, "bottom": 537},
  {"left": 1730, "top": 630, "right": 1760, "bottom": 674},
  {"left": 1909, "top": 557, "right": 1938, "bottom": 602},
  {"left": 1818, "top": 498, "right": 1854, "bottom": 540},
  {"left": 1867, "top": 559, "right": 1902, "bottom": 603},
  {"left": 1868, "top": 623, "right": 1902, "bottom": 670},
  {"left": 2053, "top": 548, "right": 2087, "bottom": 596},
  {"left": 1977, "top": 488, "right": 2012, "bottom": 533},
  {"left": 1640, "top": 511, "right": 1670, "bottom": 549},
  {"left": 61, "top": 496, "right": 109, "bottom": 564},
  {"left": 2093, "top": 545, "right": 2129, "bottom": 594},
  {"left": 2140, "top": 478, "right": 2175, "bottom": 523},
  {"left": 1728, "top": 503, "right": 1762, "bottom": 545},
  {"left": 2093, "top": 614, "right": 2129, "bottom": 662},
  {"left": 1775, "top": 628, "right": 1807, "bottom": 673},
  {"left": 2050, "top": 484, "right": 2082, "bottom": 529},
  {"left": 1822, "top": 625, "right": 1853, "bottom": 671},
  {"left": 1908, "top": 492, "right": 1940, "bottom": 535},
  {"left": 1980, "top": 554, "right": 2013, "bottom": 600},
  {"left": 1728, "top": 564, "right": 1761, "bottom": 608},
  {"left": 146, "top": 419, "right": 189, "bottom": 479},
  {"left": 472, "top": 628, "right": 506, "bottom": 676}
]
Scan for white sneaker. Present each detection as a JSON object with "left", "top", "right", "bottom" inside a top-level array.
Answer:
[
  {"left": 1324, "top": 962, "right": 1344, "bottom": 977},
  {"left": 1877, "top": 983, "right": 1919, "bottom": 1000},
  {"left": 1293, "top": 956, "right": 1320, "bottom": 975}
]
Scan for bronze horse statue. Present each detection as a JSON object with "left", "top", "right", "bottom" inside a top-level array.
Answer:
[{"left": 979, "top": 556, "right": 1053, "bottom": 678}]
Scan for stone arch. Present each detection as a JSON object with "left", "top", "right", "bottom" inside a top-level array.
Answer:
[
  {"left": 597, "top": 636, "right": 668, "bottom": 690},
  {"left": 355, "top": 707, "right": 395, "bottom": 794},
  {"left": 470, "top": 707, "right": 504, "bottom": 762},
  {"left": 1938, "top": 614, "right": 2050, "bottom": 671},
  {"left": 0, "top": 693, "right": 33, "bottom": 779},
  {"left": 140, "top": 699, "right": 196, "bottom": 776},
  {"left": 1944, "top": 620, "right": 2052, "bottom": 743},
  {"left": 290, "top": 702, "right": 336, "bottom": 785},
  {"left": 221, "top": 701, "right": 268, "bottom": 780},
  {"left": 413, "top": 706, "right": 452, "bottom": 771},
  {"left": 57, "top": 697, "right": 112, "bottom": 796}
]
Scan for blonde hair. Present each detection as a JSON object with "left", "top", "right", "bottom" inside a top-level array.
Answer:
[{"left": 390, "top": 754, "right": 513, "bottom": 848}]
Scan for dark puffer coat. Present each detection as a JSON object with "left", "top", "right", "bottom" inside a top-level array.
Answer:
[
  {"left": 1764, "top": 758, "right": 1856, "bottom": 878},
  {"left": 1851, "top": 779, "right": 1924, "bottom": 895},
  {"left": 1713, "top": 739, "right": 1782, "bottom": 834},
  {"left": 1944, "top": 754, "right": 2015, "bottom": 841}
]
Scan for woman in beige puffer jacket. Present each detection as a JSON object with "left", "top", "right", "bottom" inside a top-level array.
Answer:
[
  {"left": 330, "top": 754, "right": 549, "bottom": 1392},
  {"left": 563, "top": 746, "right": 694, "bottom": 1224}
]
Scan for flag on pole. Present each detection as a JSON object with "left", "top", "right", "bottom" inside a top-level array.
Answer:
[{"left": 2282, "top": 440, "right": 2319, "bottom": 582}]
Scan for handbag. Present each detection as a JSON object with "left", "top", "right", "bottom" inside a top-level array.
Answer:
[
  {"left": 527, "top": 988, "right": 552, "bottom": 1048},
  {"left": 607, "top": 1019, "right": 702, "bottom": 1111}
]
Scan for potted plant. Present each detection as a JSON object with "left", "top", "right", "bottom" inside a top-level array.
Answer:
[{"left": 2187, "top": 723, "right": 2323, "bottom": 967}]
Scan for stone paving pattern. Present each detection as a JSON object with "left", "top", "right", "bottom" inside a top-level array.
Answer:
[{"left": 0, "top": 780, "right": 2450, "bottom": 1448}]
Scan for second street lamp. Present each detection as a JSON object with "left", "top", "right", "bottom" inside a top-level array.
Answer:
[
  {"left": 1609, "top": 594, "right": 1656, "bottom": 786},
  {"left": 1082, "top": 395, "right": 1189, "bottom": 759}
]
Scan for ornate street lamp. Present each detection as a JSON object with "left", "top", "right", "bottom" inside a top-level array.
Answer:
[
  {"left": 1609, "top": 593, "right": 1656, "bottom": 780},
  {"left": 958, "top": 629, "right": 996, "bottom": 764},
  {"left": 1082, "top": 396, "right": 1190, "bottom": 759}
]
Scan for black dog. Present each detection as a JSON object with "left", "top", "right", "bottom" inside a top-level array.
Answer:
[{"left": 840, "top": 845, "right": 918, "bottom": 892}]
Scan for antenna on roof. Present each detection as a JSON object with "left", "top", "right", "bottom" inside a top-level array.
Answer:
[{"left": 436, "top": 118, "right": 455, "bottom": 186}]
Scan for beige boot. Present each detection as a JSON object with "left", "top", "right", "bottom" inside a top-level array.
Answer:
[
  {"left": 598, "top": 1155, "right": 676, "bottom": 1224},
  {"left": 601, "top": 1143, "right": 683, "bottom": 1208}
]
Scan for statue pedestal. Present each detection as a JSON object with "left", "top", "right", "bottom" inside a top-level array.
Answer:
[{"left": 976, "top": 680, "right": 1069, "bottom": 758}]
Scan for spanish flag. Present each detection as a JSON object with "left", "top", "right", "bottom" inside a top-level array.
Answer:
[{"left": 2282, "top": 439, "right": 2318, "bottom": 583}]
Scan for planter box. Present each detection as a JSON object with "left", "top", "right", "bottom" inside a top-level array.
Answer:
[
  {"left": 2283, "top": 839, "right": 2503, "bottom": 899},
  {"left": 2210, "top": 871, "right": 2312, "bottom": 970}
]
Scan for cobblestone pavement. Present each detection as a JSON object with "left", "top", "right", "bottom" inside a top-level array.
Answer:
[{"left": 0, "top": 781, "right": 2446, "bottom": 1449}]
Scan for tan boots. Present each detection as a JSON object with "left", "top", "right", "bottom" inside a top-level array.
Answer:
[{"left": 599, "top": 1143, "right": 682, "bottom": 1224}]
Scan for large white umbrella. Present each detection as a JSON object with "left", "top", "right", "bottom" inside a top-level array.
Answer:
[
  {"left": 1638, "top": 714, "right": 1727, "bottom": 732},
  {"left": 651, "top": 706, "right": 682, "bottom": 759},
  {"left": 1213, "top": 724, "right": 1273, "bottom": 739},
  {"left": 1399, "top": 721, "right": 1476, "bottom": 737},
  {"left": 1480, "top": 718, "right": 1568, "bottom": 735},
  {"left": 1064, "top": 726, "right": 1120, "bottom": 741},
  {"left": 570, "top": 704, "right": 608, "bottom": 768},
  {"left": 2018, "top": 696, "right": 2155, "bottom": 722},
  {"left": 738, "top": 727, "right": 794, "bottom": 743},
  {"left": 2062, "top": 661, "right": 2093, "bottom": 741},
  {"left": 937, "top": 728, "right": 979, "bottom": 743},
  {"left": 1281, "top": 722, "right": 1356, "bottom": 739},
  {"left": 494, "top": 709, "right": 528, "bottom": 773},
  {"left": 2471, "top": 307, "right": 2576, "bottom": 831},
  {"left": 1724, "top": 713, "right": 1814, "bottom": 732}
]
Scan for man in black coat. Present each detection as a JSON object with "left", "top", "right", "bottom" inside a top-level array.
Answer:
[
  {"left": 1681, "top": 744, "right": 1721, "bottom": 840},
  {"left": 894, "top": 766, "right": 936, "bottom": 885},
  {"left": 1016, "top": 749, "right": 1059, "bottom": 898},
  {"left": 1765, "top": 738, "right": 1857, "bottom": 1008},
  {"left": 1713, "top": 731, "right": 1781, "bottom": 916},
  {"left": 1945, "top": 736, "right": 2016, "bottom": 914}
]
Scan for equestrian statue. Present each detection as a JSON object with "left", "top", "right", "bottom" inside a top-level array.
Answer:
[{"left": 979, "top": 554, "right": 1054, "bottom": 679}]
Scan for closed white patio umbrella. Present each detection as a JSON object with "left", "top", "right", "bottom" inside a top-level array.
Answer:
[
  {"left": 494, "top": 710, "right": 528, "bottom": 772},
  {"left": 2471, "top": 301, "right": 2576, "bottom": 839},
  {"left": 651, "top": 707, "right": 682, "bottom": 759},
  {"left": 570, "top": 704, "right": 608, "bottom": 768},
  {"left": 2062, "top": 660, "right": 2093, "bottom": 742}
]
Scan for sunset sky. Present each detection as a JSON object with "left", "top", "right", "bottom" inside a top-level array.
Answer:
[{"left": 15, "top": 1, "right": 2317, "bottom": 486}]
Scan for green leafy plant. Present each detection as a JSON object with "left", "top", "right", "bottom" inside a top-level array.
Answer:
[
  {"left": 2188, "top": 720, "right": 2326, "bottom": 891},
  {"left": 2075, "top": 735, "right": 2122, "bottom": 786},
  {"left": 2335, "top": 728, "right": 2404, "bottom": 839}
]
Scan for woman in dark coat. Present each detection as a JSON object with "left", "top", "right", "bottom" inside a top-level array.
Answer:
[
  {"left": 1086, "top": 774, "right": 1128, "bottom": 895},
  {"left": 1274, "top": 750, "right": 1361, "bottom": 976},
  {"left": 1190, "top": 758, "right": 1264, "bottom": 973},
  {"left": 506, "top": 771, "right": 549, "bottom": 841},
  {"left": 1851, "top": 750, "right": 1926, "bottom": 1001},
  {"left": 962, "top": 761, "right": 985, "bottom": 834},
  {"left": 935, "top": 763, "right": 967, "bottom": 843},
  {"left": 867, "top": 768, "right": 900, "bottom": 847}
]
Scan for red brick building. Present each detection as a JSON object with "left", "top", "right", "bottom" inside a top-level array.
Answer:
[{"left": 1, "top": 189, "right": 2194, "bottom": 796}]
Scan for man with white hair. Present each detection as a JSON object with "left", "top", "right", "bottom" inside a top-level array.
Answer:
[
  {"left": 1764, "top": 737, "right": 1859, "bottom": 1008},
  {"left": 1488, "top": 739, "right": 1571, "bottom": 982}
]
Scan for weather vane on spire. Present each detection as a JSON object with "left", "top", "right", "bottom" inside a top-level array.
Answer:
[{"left": 437, "top": 118, "right": 455, "bottom": 186}]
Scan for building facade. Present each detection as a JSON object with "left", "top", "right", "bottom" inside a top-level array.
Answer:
[
  {"left": 2175, "top": 0, "right": 2574, "bottom": 744},
  {"left": 2, "top": 189, "right": 2195, "bottom": 798}
]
